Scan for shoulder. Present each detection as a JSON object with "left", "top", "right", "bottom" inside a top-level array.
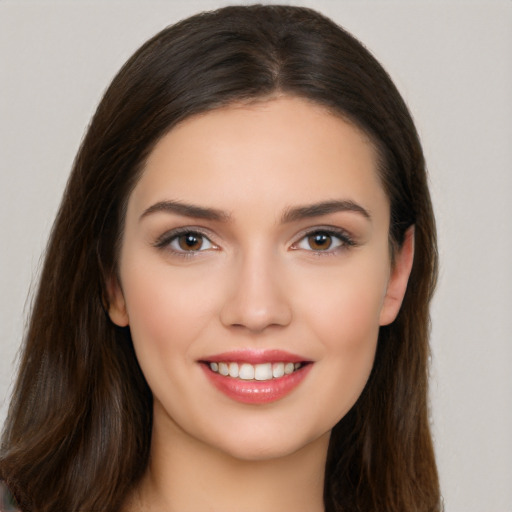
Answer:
[{"left": 0, "top": 481, "right": 21, "bottom": 512}]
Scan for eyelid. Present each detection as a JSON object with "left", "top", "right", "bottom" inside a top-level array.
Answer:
[
  {"left": 153, "top": 226, "right": 219, "bottom": 254},
  {"left": 152, "top": 225, "right": 356, "bottom": 256},
  {"left": 290, "top": 226, "right": 356, "bottom": 252}
]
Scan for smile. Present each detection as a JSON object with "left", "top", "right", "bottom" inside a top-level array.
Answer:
[
  {"left": 209, "top": 361, "right": 303, "bottom": 381},
  {"left": 200, "top": 350, "right": 312, "bottom": 404}
]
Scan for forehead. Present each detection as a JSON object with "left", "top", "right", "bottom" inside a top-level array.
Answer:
[{"left": 129, "top": 95, "right": 387, "bottom": 219}]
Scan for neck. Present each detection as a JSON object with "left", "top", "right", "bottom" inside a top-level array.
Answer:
[{"left": 130, "top": 405, "right": 329, "bottom": 512}]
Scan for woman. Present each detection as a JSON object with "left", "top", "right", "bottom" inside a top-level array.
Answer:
[{"left": 0, "top": 5, "right": 440, "bottom": 511}]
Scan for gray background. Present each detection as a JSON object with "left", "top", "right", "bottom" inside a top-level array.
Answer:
[{"left": 1, "top": 1, "right": 511, "bottom": 511}]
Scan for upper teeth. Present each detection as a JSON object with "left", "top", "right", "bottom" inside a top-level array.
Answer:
[{"left": 209, "top": 362, "right": 302, "bottom": 381}]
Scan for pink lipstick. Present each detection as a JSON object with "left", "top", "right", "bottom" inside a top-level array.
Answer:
[{"left": 200, "top": 349, "right": 312, "bottom": 404}]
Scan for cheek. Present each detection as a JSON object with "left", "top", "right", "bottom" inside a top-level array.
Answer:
[
  {"left": 298, "top": 258, "right": 387, "bottom": 345},
  {"left": 294, "top": 263, "right": 387, "bottom": 419},
  {"left": 310, "top": 282, "right": 382, "bottom": 374},
  {"left": 120, "top": 261, "right": 220, "bottom": 379}
]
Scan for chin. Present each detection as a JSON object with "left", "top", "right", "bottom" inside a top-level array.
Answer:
[{"left": 207, "top": 424, "right": 331, "bottom": 463}]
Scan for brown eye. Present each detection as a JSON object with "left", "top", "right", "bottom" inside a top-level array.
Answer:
[
  {"left": 178, "top": 233, "right": 204, "bottom": 251},
  {"left": 293, "top": 230, "right": 350, "bottom": 253},
  {"left": 164, "top": 231, "right": 215, "bottom": 253},
  {"left": 307, "top": 232, "right": 333, "bottom": 250}
]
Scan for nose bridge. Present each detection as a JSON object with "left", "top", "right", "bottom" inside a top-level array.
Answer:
[{"left": 220, "top": 241, "right": 292, "bottom": 332}]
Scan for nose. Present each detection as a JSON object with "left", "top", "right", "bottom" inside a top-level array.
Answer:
[{"left": 219, "top": 250, "right": 292, "bottom": 333}]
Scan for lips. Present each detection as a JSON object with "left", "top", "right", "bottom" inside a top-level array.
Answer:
[{"left": 199, "top": 350, "right": 312, "bottom": 404}]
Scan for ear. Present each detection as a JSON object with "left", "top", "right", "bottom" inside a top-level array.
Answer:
[
  {"left": 379, "top": 226, "right": 415, "bottom": 326},
  {"left": 106, "top": 275, "right": 129, "bottom": 327}
]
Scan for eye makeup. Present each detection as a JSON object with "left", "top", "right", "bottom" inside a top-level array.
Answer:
[
  {"left": 151, "top": 222, "right": 358, "bottom": 261},
  {"left": 291, "top": 226, "right": 357, "bottom": 254},
  {"left": 152, "top": 226, "right": 219, "bottom": 258}
]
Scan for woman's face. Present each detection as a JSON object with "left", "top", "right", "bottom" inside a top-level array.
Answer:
[{"left": 110, "top": 96, "right": 412, "bottom": 461}]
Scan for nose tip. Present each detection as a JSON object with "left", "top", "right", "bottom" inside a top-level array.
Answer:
[
  {"left": 226, "top": 304, "right": 291, "bottom": 333},
  {"left": 219, "top": 259, "right": 292, "bottom": 333}
]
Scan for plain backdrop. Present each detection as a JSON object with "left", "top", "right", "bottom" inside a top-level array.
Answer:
[{"left": 1, "top": 1, "right": 511, "bottom": 511}]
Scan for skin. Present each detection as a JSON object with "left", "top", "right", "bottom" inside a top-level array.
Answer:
[{"left": 110, "top": 95, "right": 414, "bottom": 512}]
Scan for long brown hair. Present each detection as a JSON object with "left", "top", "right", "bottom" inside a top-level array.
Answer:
[{"left": 1, "top": 5, "right": 440, "bottom": 511}]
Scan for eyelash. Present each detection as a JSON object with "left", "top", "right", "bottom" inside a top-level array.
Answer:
[
  {"left": 153, "top": 226, "right": 356, "bottom": 257},
  {"left": 153, "top": 227, "right": 217, "bottom": 258},
  {"left": 291, "top": 227, "right": 356, "bottom": 255}
]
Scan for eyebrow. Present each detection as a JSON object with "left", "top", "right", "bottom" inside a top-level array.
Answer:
[
  {"left": 281, "top": 200, "right": 371, "bottom": 223},
  {"left": 139, "top": 199, "right": 370, "bottom": 223},
  {"left": 140, "top": 200, "right": 230, "bottom": 222}
]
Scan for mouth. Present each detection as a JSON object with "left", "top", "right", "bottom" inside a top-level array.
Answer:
[
  {"left": 199, "top": 350, "right": 313, "bottom": 404},
  {"left": 206, "top": 361, "right": 306, "bottom": 381}
]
